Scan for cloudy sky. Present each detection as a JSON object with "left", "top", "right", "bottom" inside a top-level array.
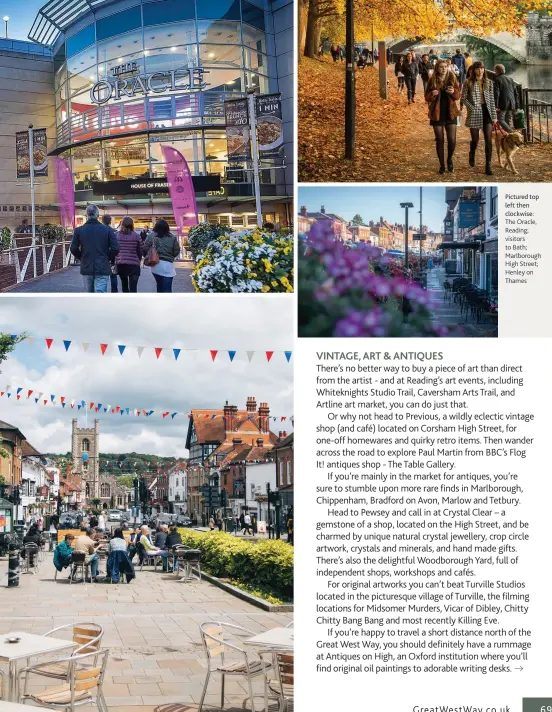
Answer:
[{"left": 0, "top": 297, "right": 294, "bottom": 457}]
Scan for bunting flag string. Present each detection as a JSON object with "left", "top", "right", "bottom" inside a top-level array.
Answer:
[
  {"left": 0, "top": 385, "right": 293, "bottom": 424},
  {"left": 7, "top": 333, "right": 292, "bottom": 363}
]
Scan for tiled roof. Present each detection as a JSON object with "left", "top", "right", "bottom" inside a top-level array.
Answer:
[
  {"left": 190, "top": 409, "right": 278, "bottom": 446},
  {"left": 273, "top": 432, "right": 294, "bottom": 449}
]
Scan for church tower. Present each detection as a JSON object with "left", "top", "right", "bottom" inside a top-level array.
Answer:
[{"left": 71, "top": 418, "right": 100, "bottom": 501}]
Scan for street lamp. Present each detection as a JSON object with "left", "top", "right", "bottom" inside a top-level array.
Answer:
[
  {"left": 400, "top": 202, "right": 414, "bottom": 267},
  {"left": 3, "top": 17, "right": 8, "bottom": 39}
]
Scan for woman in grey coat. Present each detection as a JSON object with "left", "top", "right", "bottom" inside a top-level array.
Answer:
[{"left": 460, "top": 61, "right": 498, "bottom": 175}]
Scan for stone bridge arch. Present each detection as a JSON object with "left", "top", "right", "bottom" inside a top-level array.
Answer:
[{"left": 387, "top": 31, "right": 527, "bottom": 63}]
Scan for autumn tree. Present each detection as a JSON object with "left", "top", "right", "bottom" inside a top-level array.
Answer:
[{"left": 0, "top": 333, "right": 25, "bottom": 459}]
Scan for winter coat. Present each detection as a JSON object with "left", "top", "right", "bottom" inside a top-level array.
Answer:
[
  {"left": 419, "top": 61, "right": 432, "bottom": 81},
  {"left": 425, "top": 75, "right": 461, "bottom": 121},
  {"left": 70, "top": 218, "right": 119, "bottom": 276},
  {"left": 107, "top": 549, "right": 135, "bottom": 583},
  {"left": 166, "top": 532, "right": 183, "bottom": 549},
  {"left": 451, "top": 54, "right": 466, "bottom": 75},
  {"left": 53, "top": 540, "right": 73, "bottom": 571},
  {"left": 493, "top": 74, "right": 517, "bottom": 111},
  {"left": 461, "top": 78, "right": 498, "bottom": 128},
  {"left": 115, "top": 230, "right": 142, "bottom": 266},
  {"left": 143, "top": 232, "right": 181, "bottom": 263},
  {"left": 394, "top": 60, "right": 404, "bottom": 76},
  {"left": 154, "top": 531, "right": 168, "bottom": 549},
  {"left": 402, "top": 61, "right": 418, "bottom": 81}
]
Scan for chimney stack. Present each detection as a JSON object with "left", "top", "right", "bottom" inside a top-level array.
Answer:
[
  {"left": 223, "top": 401, "right": 233, "bottom": 431},
  {"left": 300, "top": 206, "right": 307, "bottom": 217},
  {"left": 256, "top": 438, "right": 264, "bottom": 447},
  {"left": 321, "top": 205, "right": 326, "bottom": 214},
  {"left": 258, "top": 402, "right": 270, "bottom": 433},
  {"left": 246, "top": 396, "right": 257, "bottom": 413},
  {"left": 278, "top": 430, "right": 288, "bottom": 440},
  {"left": 232, "top": 438, "right": 243, "bottom": 448}
]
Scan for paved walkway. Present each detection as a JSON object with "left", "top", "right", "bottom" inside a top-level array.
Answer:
[
  {"left": 0, "top": 552, "right": 291, "bottom": 711},
  {"left": 427, "top": 268, "right": 498, "bottom": 337},
  {"left": 6, "top": 263, "right": 195, "bottom": 293}
]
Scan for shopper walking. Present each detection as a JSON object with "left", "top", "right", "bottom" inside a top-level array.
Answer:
[
  {"left": 403, "top": 51, "right": 419, "bottom": 104},
  {"left": 142, "top": 219, "right": 181, "bottom": 293},
  {"left": 419, "top": 53, "right": 432, "bottom": 94},
  {"left": 493, "top": 64, "right": 516, "bottom": 133},
  {"left": 115, "top": 216, "right": 142, "bottom": 292},
  {"left": 451, "top": 48, "right": 466, "bottom": 85},
  {"left": 70, "top": 204, "right": 119, "bottom": 293},
  {"left": 425, "top": 59, "right": 461, "bottom": 174},
  {"left": 102, "top": 215, "right": 118, "bottom": 293},
  {"left": 395, "top": 56, "right": 406, "bottom": 93},
  {"left": 461, "top": 61, "right": 498, "bottom": 175}
]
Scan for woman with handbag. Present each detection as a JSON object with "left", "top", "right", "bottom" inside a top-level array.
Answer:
[
  {"left": 425, "top": 59, "right": 460, "bottom": 174},
  {"left": 115, "top": 216, "right": 142, "bottom": 292},
  {"left": 461, "top": 61, "right": 498, "bottom": 175},
  {"left": 142, "top": 219, "right": 181, "bottom": 293}
]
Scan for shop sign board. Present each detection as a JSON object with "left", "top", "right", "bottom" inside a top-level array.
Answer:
[
  {"left": 255, "top": 93, "right": 284, "bottom": 159},
  {"left": 91, "top": 175, "right": 220, "bottom": 195},
  {"left": 90, "top": 67, "right": 209, "bottom": 105},
  {"left": 458, "top": 200, "right": 481, "bottom": 229},
  {"left": 224, "top": 97, "right": 251, "bottom": 162},
  {"left": 16, "top": 128, "right": 48, "bottom": 179}
]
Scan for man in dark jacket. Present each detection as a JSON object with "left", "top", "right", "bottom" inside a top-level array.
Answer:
[
  {"left": 419, "top": 54, "right": 431, "bottom": 93},
  {"left": 493, "top": 64, "right": 516, "bottom": 133},
  {"left": 451, "top": 49, "right": 466, "bottom": 85},
  {"left": 70, "top": 204, "right": 119, "bottom": 293}
]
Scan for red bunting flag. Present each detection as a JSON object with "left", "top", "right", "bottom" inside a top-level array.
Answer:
[
  {"left": 45, "top": 338, "right": 53, "bottom": 349},
  {"left": 43, "top": 400, "right": 47, "bottom": 405},
  {"left": 142, "top": 410, "right": 147, "bottom": 416},
  {"left": 281, "top": 416, "right": 287, "bottom": 421},
  {"left": 27, "top": 390, "right": 33, "bottom": 398},
  {"left": 16, "top": 395, "right": 20, "bottom": 400},
  {"left": 0, "top": 392, "right": 4, "bottom": 397},
  {"left": 60, "top": 396, "right": 65, "bottom": 404},
  {"left": 89, "top": 402, "right": 94, "bottom": 409},
  {"left": 100, "top": 344, "right": 108, "bottom": 355},
  {"left": 266, "top": 351, "right": 274, "bottom": 362},
  {"left": 154, "top": 348, "right": 163, "bottom": 359},
  {"left": 116, "top": 406, "right": 120, "bottom": 413},
  {"left": 162, "top": 412, "right": 169, "bottom": 418},
  {"left": 95, "top": 407, "right": 99, "bottom": 412},
  {"left": 210, "top": 350, "right": 218, "bottom": 361}
]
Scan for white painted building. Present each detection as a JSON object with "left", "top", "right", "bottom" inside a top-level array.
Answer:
[
  {"left": 245, "top": 461, "right": 277, "bottom": 524},
  {"left": 21, "top": 456, "right": 47, "bottom": 518},
  {"left": 169, "top": 467, "right": 188, "bottom": 514}
]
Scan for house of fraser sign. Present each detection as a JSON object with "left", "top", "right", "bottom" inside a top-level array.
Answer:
[{"left": 90, "top": 65, "right": 210, "bottom": 105}]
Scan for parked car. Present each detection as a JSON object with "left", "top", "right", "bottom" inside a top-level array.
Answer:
[
  {"left": 59, "top": 515, "right": 78, "bottom": 529},
  {"left": 175, "top": 516, "right": 192, "bottom": 527},
  {"left": 108, "top": 510, "right": 122, "bottom": 522}
]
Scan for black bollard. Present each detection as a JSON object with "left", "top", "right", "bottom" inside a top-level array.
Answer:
[{"left": 8, "top": 543, "right": 20, "bottom": 587}]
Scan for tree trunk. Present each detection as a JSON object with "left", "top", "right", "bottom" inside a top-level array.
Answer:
[
  {"left": 314, "top": 19, "right": 322, "bottom": 55},
  {"left": 298, "top": 0, "right": 307, "bottom": 55},
  {"left": 304, "top": 0, "right": 319, "bottom": 58}
]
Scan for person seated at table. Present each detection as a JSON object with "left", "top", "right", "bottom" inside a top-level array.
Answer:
[
  {"left": 139, "top": 525, "right": 172, "bottom": 572},
  {"left": 154, "top": 525, "right": 169, "bottom": 550},
  {"left": 106, "top": 528, "right": 135, "bottom": 583},
  {"left": 54, "top": 534, "right": 75, "bottom": 574},
  {"left": 166, "top": 525, "right": 182, "bottom": 549},
  {"left": 73, "top": 528, "right": 101, "bottom": 582},
  {"left": 128, "top": 527, "right": 142, "bottom": 563},
  {"left": 22, "top": 524, "right": 43, "bottom": 567}
]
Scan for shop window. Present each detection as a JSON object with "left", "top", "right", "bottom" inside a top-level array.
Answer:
[
  {"left": 197, "top": 0, "right": 240, "bottom": 21},
  {"left": 241, "top": 2, "right": 265, "bottom": 31},
  {"left": 243, "top": 46, "right": 266, "bottom": 71},
  {"left": 144, "top": 21, "right": 196, "bottom": 50},
  {"left": 144, "top": 45, "right": 198, "bottom": 74},
  {"left": 200, "top": 44, "right": 243, "bottom": 67},
  {"left": 205, "top": 67, "right": 244, "bottom": 91},
  {"left": 66, "top": 24, "right": 96, "bottom": 58},
  {"left": 54, "top": 43, "right": 66, "bottom": 73},
  {"left": 231, "top": 215, "right": 245, "bottom": 227},
  {"left": 97, "top": 30, "right": 144, "bottom": 65},
  {"left": 143, "top": 0, "right": 195, "bottom": 26},
  {"left": 97, "top": 6, "right": 142, "bottom": 42},
  {"left": 242, "top": 25, "right": 266, "bottom": 53},
  {"left": 66, "top": 47, "right": 97, "bottom": 78},
  {"left": 198, "top": 20, "right": 241, "bottom": 45},
  {"left": 100, "top": 483, "right": 110, "bottom": 498},
  {"left": 82, "top": 439, "right": 90, "bottom": 452},
  {"left": 246, "top": 71, "right": 269, "bottom": 93}
]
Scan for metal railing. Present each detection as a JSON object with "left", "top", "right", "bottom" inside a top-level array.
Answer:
[
  {"left": 0, "top": 239, "right": 73, "bottom": 288},
  {"left": 523, "top": 89, "right": 552, "bottom": 143}
]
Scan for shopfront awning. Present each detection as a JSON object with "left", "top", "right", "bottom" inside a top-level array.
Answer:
[{"left": 437, "top": 241, "right": 481, "bottom": 250}]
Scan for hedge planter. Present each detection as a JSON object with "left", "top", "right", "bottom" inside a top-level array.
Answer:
[{"left": 177, "top": 529, "right": 293, "bottom": 602}]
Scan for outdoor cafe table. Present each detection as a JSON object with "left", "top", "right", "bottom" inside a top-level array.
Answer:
[
  {"left": 0, "top": 632, "right": 77, "bottom": 701},
  {"left": 244, "top": 627, "right": 294, "bottom": 650}
]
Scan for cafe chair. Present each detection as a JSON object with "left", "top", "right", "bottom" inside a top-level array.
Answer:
[
  {"left": 259, "top": 650, "right": 294, "bottom": 712},
  {"left": 198, "top": 621, "right": 271, "bottom": 712},
  {"left": 69, "top": 552, "right": 88, "bottom": 583},
  {"left": 22, "top": 543, "right": 40, "bottom": 574},
  {"left": 18, "top": 649, "right": 109, "bottom": 712}
]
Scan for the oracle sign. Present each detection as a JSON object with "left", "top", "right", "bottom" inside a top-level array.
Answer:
[{"left": 90, "top": 67, "right": 209, "bottom": 105}]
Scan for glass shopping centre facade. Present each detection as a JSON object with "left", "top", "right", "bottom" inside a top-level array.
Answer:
[{"left": 28, "top": 0, "right": 293, "bottom": 228}]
